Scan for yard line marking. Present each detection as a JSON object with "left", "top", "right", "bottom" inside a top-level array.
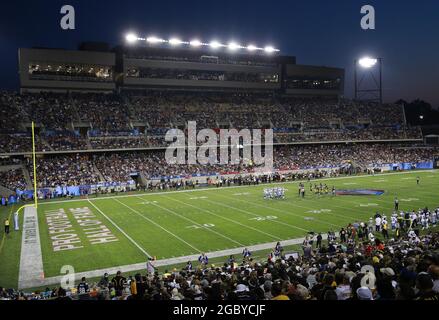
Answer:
[
  {"left": 160, "top": 195, "right": 281, "bottom": 241},
  {"left": 200, "top": 197, "right": 312, "bottom": 233},
  {"left": 113, "top": 198, "right": 201, "bottom": 253},
  {"left": 36, "top": 170, "right": 437, "bottom": 205},
  {"left": 212, "top": 192, "right": 341, "bottom": 229},
  {"left": 87, "top": 199, "right": 151, "bottom": 258},
  {"left": 136, "top": 196, "right": 244, "bottom": 247}
]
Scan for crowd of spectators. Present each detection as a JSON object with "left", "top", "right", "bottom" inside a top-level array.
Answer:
[
  {"left": 274, "top": 127, "right": 422, "bottom": 143},
  {"left": 44, "top": 134, "right": 89, "bottom": 151},
  {"left": 0, "top": 144, "right": 433, "bottom": 190},
  {"left": 27, "top": 154, "right": 100, "bottom": 188},
  {"left": 0, "top": 168, "right": 27, "bottom": 192},
  {"left": 90, "top": 137, "right": 149, "bottom": 149},
  {"left": 274, "top": 144, "right": 437, "bottom": 170},
  {"left": 0, "top": 92, "right": 414, "bottom": 147},
  {"left": 1, "top": 216, "right": 438, "bottom": 300}
]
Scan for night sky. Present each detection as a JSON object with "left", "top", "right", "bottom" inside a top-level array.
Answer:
[{"left": 0, "top": 0, "right": 438, "bottom": 106}]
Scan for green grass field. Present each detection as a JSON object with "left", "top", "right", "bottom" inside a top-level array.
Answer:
[{"left": 1, "top": 169, "right": 438, "bottom": 289}]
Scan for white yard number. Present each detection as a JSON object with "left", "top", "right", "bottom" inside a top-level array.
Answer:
[
  {"left": 250, "top": 216, "right": 278, "bottom": 221},
  {"left": 307, "top": 209, "right": 332, "bottom": 214},
  {"left": 139, "top": 201, "right": 158, "bottom": 205},
  {"left": 400, "top": 198, "right": 419, "bottom": 202},
  {"left": 186, "top": 223, "right": 215, "bottom": 229},
  {"left": 359, "top": 203, "right": 379, "bottom": 207}
]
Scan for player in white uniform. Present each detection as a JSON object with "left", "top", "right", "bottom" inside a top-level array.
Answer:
[{"left": 391, "top": 215, "right": 397, "bottom": 230}]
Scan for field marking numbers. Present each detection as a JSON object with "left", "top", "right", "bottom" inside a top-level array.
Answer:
[
  {"left": 186, "top": 223, "right": 215, "bottom": 229},
  {"left": 307, "top": 209, "right": 332, "bottom": 214},
  {"left": 400, "top": 198, "right": 420, "bottom": 202},
  {"left": 249, "top": 216, "right": 278, "bottom": 221},
  {"left": 165, "top": 195, "right": 282, "bottom": 239},
  {"left": 138, "top": 196, "right": 245, "bottom": 247},
  {"left": 113, "top": 198, "right": 202, "bottom": 252},
  {"left": 359, "top": 203, "right": 379, "bottom": 207},
  {"left": 139, "top": 201, "right": 158, "bottom": 205}
]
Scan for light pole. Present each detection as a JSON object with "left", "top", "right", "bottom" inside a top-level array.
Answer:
[{"left": 354, "top": 57, "right": 383, "bottom": 104}]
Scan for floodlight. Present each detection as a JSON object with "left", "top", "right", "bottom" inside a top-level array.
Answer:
[
  {"left": 228, "top": 42, "right": 240, "bottom": 51},
  {"left": 190, "top": 39, "right": 202, "bottom": 47},
  {"left": 264, "top": 46, "right": 276, "bottom": 53},
  {"left": 210, "top": 41, "right": 222, "bottom": 49},
  {"left": 169, "top": 38, "right": 183, "bottom": 45},
  {"left": 147, "top": 36, "right": 165, "bottom": 44},
  {"left": 247, "top": 44, "right": 257, "bottom": 51},
  {"left": 125, "top": 33, "right": 138, "bottom": 43},
  {"left": 358, "top": 57, "right": 378, "bottom": 68}
]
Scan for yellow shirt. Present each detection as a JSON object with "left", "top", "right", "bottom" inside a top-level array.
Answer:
[
  {"left": 130, "top": 281, "right": 137, "bottom": 295},
  {"left": 4, "top": 220, "right": 9, "bottom": 226},
  {"left": 272, "top": 295, "right": 290, "bottom": 300}
]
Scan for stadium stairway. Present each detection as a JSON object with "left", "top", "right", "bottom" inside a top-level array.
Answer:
[
  {"left": 93, "top": 164, "right": 106, "bottom": 182},
  {"left": 0, "top": 184, "right": 14, "bottom": 197},
  {"left": 21, "top": 165, "right": 33, "bottom": 190},
  {"left": 39, "top": 137, "right": 54, "bottom": 152},
  {"left": 0, "top": 165, "right": 20, "bottom": 196}
]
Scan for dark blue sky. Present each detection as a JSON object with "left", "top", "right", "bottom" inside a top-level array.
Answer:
[{"left": 0, "top": 0, "right": 438, "bottom": 106}]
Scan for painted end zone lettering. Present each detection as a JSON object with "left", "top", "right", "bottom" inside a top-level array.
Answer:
[{"left": 44, "top": 207, "right": 119, "bottom": 252}]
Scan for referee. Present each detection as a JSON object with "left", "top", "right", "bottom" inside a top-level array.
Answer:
[{"left": 4, "top": 218, "right": 10, "bottom": 235}]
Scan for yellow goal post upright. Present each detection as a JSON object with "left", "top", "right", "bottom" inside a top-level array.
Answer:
[{"left": 15, "top": 121, "right": 38, "bottom": 216}]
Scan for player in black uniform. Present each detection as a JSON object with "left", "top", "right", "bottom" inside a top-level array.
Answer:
[{"left": 77, "top": 277, "right": 90, "bottom": 300}]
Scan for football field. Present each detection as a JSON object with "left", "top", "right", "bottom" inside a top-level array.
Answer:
[{"left": 1, "top": 170, "right": 439, "bottom": 289}]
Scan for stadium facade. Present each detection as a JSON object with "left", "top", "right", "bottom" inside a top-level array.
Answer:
[{"left": 19, "top": 42, "right": 344, "bottom": 97}]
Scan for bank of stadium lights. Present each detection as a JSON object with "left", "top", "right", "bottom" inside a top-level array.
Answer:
[
  {"left": 247, "top": 44, "right": 257, "bottom": 52},
  {"left": 125, "top": 33, "right": 140, "bottom": 43},
  {"left": 358, "top": 57, "right": 378, "bottom": 68},
  {"left": 189, "top": 39, "right": 203, "bottom": 47},
  {"left": 209, "top": 40, "right": 223, "bottom": 49},
  {"left": 125, "top": 33, "right": 280, "bottom": 53}
]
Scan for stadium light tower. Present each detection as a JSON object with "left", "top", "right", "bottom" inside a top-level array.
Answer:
[{"left": 354, "top": 56, "right": 383, "bottom": 104}]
